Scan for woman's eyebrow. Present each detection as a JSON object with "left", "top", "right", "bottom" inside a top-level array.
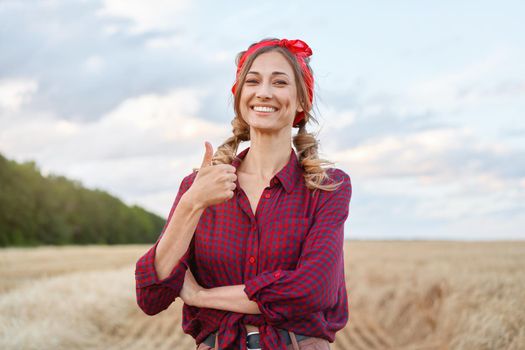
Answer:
[{"left": 247, "top": 71, "right": 290, "bottom": 77}]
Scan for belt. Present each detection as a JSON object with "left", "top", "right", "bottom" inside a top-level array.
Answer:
[{"left": 202, "top": 329, "right": 310, "bottom": 349}]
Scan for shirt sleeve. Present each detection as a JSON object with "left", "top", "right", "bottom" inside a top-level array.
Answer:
[
  {"left": 135, "top": 172, "right": 196, "bottom": 316},
  {"left": 244, "top": 169, "right": 351, "bottom": 324}
]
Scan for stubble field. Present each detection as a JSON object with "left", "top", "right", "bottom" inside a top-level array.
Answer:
[{"left": 1, "top": 241, "right": 524, "bottom": 350}]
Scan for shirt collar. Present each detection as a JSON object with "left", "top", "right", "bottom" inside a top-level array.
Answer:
[{"left": 232, "top": 146, "right": 302, "bottom": 194}]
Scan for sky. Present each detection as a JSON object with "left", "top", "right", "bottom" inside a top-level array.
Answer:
[{"left": 1, "top": 0, "right": 524, "bottom": 240}]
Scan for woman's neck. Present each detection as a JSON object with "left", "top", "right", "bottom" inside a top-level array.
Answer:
[{"left": 239, "top": 137, "right": 292, "bottom": 181}]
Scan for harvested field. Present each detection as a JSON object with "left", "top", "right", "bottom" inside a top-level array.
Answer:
[{"left": 1, "top": 241, "right": 524, "bottom": 349}]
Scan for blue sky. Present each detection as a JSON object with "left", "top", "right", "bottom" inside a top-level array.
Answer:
[{"left": 1, "top": 0, "right": 524, "bottom": 240}]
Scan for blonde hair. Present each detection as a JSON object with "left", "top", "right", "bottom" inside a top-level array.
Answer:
[{"left": 211, "top": 39, "right": 343, "bottom": 192}]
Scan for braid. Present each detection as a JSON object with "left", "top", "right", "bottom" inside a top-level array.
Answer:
[
  {"left": 212, "top": 116, "right": 250, "bottom": 166},
  {"left": 293, "top": 120, "right": 343, "bottom": 192}
]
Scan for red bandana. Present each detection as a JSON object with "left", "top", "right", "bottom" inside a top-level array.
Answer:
[{"left": 231, "top": 39, "right": 314, "bottom": 127}]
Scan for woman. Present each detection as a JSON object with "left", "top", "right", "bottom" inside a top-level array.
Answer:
[{"left": 135, "top": 38, "right": 352, "bottom": 350}]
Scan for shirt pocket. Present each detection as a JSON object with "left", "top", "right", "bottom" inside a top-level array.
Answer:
[{"left": 260, "top": 216, "right": 310, "bottom": 269}]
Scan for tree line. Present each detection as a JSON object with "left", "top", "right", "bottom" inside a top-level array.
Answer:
[{"left": 0, "top": 152, "right": 165, "bottom": 246}]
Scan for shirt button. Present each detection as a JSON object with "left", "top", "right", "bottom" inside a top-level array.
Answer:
[
  {"left": 249, "top": 256, "right": 256, "bottom": 264},
  {"left": 264, "top": 193, "right": 271, "bottom": 199}
]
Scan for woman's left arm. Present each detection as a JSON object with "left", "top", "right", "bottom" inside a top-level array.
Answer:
[{"left": 185, "top": 170, "right": 352, "bottom": 321}]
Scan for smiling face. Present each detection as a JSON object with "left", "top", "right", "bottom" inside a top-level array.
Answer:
[{"left": 238, "top": 51, "right": 303, "bottom": 132}]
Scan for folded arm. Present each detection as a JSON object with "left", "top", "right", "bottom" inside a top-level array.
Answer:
[{"left": 195, "top": 283, "right": 261, "bottom": 314}]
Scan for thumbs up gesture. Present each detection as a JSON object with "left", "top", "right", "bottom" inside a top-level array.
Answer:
[{"left": 186, "top": 141, "right": 237, "bottom": 209}]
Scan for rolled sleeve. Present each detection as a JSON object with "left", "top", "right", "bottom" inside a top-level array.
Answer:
[
  {"left": 135, "top": 239, "right": 192, "bottom": 290},
  {"left": 244, "top": 268, "right": 283, "bottom": 300},
  {"left": 135, "top": 172, "right": 196, "bottom": 315}
]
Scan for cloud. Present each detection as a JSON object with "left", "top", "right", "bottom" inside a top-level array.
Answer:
[
  {"left": 317, "top": 48, "right": 525, "bottom": 154},
  {"left": 317, "top": 100, "right": 447, "bottom": 150},
  {"left": 97, "top": 0, "right": 191, "bottom": 34},
  {"left": 395, "top": 49, "right": 525, "bottom": 115},
  {"left": 329, "top": 126, "right": 525, "bottom": 238},
  {"left": 0, "top": 78, "right": 38, "bottom": 112},
  {"left": 333, "top": 127, "right": 524, "bottom": 180},
  {"left": 0, "top": 0, "right": 230, "bottom": 122},
  {"left": 83, "top": 55, "right": 106, "bottom": 74}
]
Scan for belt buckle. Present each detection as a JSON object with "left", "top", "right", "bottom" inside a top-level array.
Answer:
[{"left": 246, "top": 331, "right": 261, "bottom": 350}]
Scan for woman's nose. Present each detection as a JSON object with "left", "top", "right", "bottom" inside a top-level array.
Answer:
[{"left": 255, "top": 82, "right": 272, "bottom": 99}]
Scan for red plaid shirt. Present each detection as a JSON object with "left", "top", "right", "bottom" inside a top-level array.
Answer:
[{"left": 135, "top": 147, "right": 352, "bottom": 349}]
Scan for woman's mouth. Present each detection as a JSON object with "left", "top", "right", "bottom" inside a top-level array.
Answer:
[{"left": 252, "top": 105, "right": 278, "bottom": 113}]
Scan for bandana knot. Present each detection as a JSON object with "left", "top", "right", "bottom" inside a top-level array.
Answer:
[{"left": 278, "top": 39, "right": 313, "bottom": 58}]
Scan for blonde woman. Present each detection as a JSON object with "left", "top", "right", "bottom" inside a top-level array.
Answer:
[{"left": 135, "top": 38, "right": 352, "bottom": 350}]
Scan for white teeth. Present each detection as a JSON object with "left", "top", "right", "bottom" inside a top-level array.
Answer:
[{"left": 253, "top": 106, "right": 277, "bottom": 112}]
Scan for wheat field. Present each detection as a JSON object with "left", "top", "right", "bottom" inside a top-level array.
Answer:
[{"left": 1, "top": 241, "right": 524, "bottom": 350}]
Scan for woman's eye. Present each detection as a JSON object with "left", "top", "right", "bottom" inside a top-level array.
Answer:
[
  {"left": 246, "top": 79, "right": 258, "bottom": 84},
  {"left": 274, "top": 80, "right": 287, "bottom": 85}
]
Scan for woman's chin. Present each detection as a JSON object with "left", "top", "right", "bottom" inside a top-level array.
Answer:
[
  {"left": 244, "top": 114, "right": 294, "bottom": 133},
  {"left": 248, "top": 117, "right": 273, "bottom": 128},
  {"left": 250, "top": 124, "right": 293, "bottom": 135}
]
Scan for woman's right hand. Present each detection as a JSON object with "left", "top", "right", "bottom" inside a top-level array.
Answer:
[{"left": 184, "top": 141, "right": 237, "bottom": 209}]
